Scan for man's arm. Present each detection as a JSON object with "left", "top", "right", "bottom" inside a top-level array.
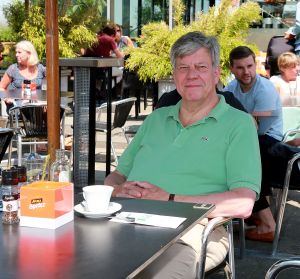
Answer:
[
  {"left": 104, "top": 170, "right": 127, "bottom": 196},
  {"left": 0, "top": 73, "right": 12, "bottom": 90},
  {"left": 113, "top": 47, "right": 124, "bottom": 58},
  {"left": 105, "top": 172, "right": 256, "bottom": 219},
  {"left": 252, "top": 111, "right": 273, "bottom": 117},
  {"left": 174, "top": 188, "right": 256, "bottom": 219}
]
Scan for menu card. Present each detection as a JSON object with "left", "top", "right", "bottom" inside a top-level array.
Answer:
[{"left": 109, "top": 212, "right": 186, "bottom": 229}]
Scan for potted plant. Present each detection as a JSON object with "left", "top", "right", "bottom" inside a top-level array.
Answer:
[{"left": 125, "top": 0, "right": 261, "bottom": 90}]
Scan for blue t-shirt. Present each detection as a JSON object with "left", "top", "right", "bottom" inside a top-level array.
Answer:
[
  {"left": 6, "top": 63, "right": 46, "bottom": 90},
  {"left": 224, "top": 74, "right": 283, "bottom": 141}
]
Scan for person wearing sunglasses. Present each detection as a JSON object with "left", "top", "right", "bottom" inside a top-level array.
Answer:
[{"left": 115, "top": 24, "right": 135, "bottom": 51}]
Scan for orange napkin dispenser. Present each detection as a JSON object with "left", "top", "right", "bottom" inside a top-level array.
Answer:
[{"left": 20, "top": 181, "right": 74, "bottom": 229}]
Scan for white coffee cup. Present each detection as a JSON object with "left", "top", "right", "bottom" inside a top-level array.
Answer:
[{"left": 82, "top": 185, "right": 114, "bottom": 212}]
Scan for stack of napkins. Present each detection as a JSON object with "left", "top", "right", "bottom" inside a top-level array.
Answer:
[{"left": 109, "top": 212, "right": 186, "bottom": 229}]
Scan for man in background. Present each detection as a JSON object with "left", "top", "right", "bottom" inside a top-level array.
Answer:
[
  {"left": 224, "top": 46, "right": 282, "bottom": 242},
  {"left": 83, "top": 23, "right": 123, "bottom": 58}
]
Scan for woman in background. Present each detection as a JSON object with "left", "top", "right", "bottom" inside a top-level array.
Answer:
[
  {"left": 270, "top": 51, "right": 300, "bottom": 147},
  {"left": 270, "top": 51, "right": 300, "bottom": 106},
  {"left": 0, "top": 40, "right": 46, "bottom": 112},
  {"left": 115, "top": 24, "right": 135, "bottom": 51},
  {"left": 0, "top": 40, "right": 45, "bottom": 91}
]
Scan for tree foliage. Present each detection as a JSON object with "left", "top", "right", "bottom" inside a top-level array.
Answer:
[
  {"left": 125, "top": 0, "right": 261, "bottom": 84},
  {"left": 3, "top": 0, "right": 26, "bottom": 35},
  {"left": 66, "top": 0, "right": 107, "bottom": 33},
  {"left": 2, "top": 2, "right": 96, "bottom": 61}
]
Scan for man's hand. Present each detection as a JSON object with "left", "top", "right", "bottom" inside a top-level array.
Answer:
[
  {"left": 115, "top": 181, "right": 170, "bottom": 201},
  {"left": 4, "top": 98, "right": 14, "bottom": 104},
  {"left": 284, "top": 32, "right": 295, "bottom": 41}
]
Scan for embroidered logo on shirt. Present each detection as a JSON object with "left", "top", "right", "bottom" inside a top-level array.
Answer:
[{"left": 201, "top": 136, "right": 209, "bottom": 141}]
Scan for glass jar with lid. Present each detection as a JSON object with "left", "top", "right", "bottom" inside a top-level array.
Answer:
[
  {"left": 50, "top": 149, "right": 71, "bottom": 182},
  {"left": 2, "top": 169, "right": 19, "bottom": 224}
]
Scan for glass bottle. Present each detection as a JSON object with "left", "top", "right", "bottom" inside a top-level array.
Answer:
[
  {"left": 2, "top": 169, "right": 19, "bottom": 224},
  {"left": 50, "top": 149, "right": 71, "bottom": 182},
  {"left": 23, "top": 79, "right": 31, "bottom": 95}
]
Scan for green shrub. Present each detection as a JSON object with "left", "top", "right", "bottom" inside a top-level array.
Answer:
[
  {"left": 0, "top": 27, "right": 17, "bottom": 42},
  {"left": 125, "top": 0, "right": 261, "bottom": 84}
]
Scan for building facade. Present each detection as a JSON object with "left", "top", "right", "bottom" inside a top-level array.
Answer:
[{"left": 106, "top": 0, "right": 212, "bottom": 37}]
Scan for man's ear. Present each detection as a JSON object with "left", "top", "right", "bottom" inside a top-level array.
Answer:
[{"left": 214, "top": 66, "right": 221, "bottom": 83}]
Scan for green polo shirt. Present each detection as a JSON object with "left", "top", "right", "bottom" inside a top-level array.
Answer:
[{"left": 117, "top": 95, "right": 261, "bottom": 196}]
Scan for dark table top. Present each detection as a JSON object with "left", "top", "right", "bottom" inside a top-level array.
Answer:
[
  {"left": 0, "top": 197, "right": 214, "bottom": 279},
  {"left": 59, "top": 57, "right": 124, "bottom": 68}
]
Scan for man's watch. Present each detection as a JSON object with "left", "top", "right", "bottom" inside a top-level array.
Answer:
[{"left": 168, "top": 194, "right": 175, "bottom": 201}]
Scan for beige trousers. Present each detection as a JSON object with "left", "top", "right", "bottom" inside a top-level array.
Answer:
[{"left": 135, "top": 218, "right": 229, "bottom": 279}]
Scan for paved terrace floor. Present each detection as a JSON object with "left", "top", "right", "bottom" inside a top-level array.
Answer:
[{"left": 2, "top": 99, "right": 300, "bottom": 278}]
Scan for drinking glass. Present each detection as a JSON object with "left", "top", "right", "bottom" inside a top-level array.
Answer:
[
  {"left": 25, "top": 159, "right": 45, "bottom": 182},
  {"left": 289, "top": 81, "right": 297, "bottom": 106}
]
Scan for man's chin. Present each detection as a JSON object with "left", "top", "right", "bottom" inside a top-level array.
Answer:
[{"left": 240, "top": 79, "right": 254, "bottom": 87}]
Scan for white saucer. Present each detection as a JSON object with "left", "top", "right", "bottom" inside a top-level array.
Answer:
[{"left": 74, "top": 202, "right": 122, "bottom": 218}]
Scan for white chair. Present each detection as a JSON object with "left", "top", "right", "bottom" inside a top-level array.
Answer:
[
  {"left": 95, "top": 97, "right": 136, "bottom": 164},
  {"left": 282, "top": 107, "right": 300, "bottom": 143}
]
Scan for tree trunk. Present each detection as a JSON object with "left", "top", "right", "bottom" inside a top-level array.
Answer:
[{"left": 25, "top": 0, "right": 30, "bottom": 16}]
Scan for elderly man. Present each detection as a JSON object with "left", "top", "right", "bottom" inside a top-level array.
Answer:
[
  {"left": 105, "top": 32, "right": 261, "bottom": 278},
  {"left": 224, "top": 46, "right": 283, "bottom": 242}
]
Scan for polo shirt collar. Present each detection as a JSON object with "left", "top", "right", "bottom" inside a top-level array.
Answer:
[{"left": 167, "top": 95, "right": 228, "bottom": 124}]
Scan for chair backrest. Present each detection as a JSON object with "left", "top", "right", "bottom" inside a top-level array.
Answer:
[
  {"left": 96, "top": 97, "right": 136, "bottom": 129},
  {"left": 0, "top": 128, "right": 14, "bottom": 163},
  {"left": 282, "top": 107, "right": 300, "bottom": 142},
  {"left": 9, "top": 104, "right": 65, "bottom": 139},
  {"left": 113, "top": 98, "right": 136, "bottom": 128},
  {"left": 20, "top": 104, "right": 48, "bottom": 138}
]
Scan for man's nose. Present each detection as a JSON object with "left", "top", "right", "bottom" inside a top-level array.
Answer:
[
  {"left": 293, "top": 67, "right": 299, "bottom": 74},
  {"left": 186, "top": 66, "right": 199, "bottom": 78},
  {"left": 243, "top": 68, "right": 250, "bottom": 75}
]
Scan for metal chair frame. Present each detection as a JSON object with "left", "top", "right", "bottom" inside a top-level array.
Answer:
[
  {"left": 265, "top": 257, "right": 300, "bottom": 279},
  {"left": 95, "top": 97, "right": 136, "bottom": 164},
  {"left": 197, "top": 217, "right": 235, "bottom": 279},
  {"left": 271, "top": 151, "right": 300, "bottom": 256},
  {"left": 9, "top": 104, "right": 65, "bottom": 165},
  {"left": 124, "top": 124, "right": 141, "bottom": 144},
  {"left": 0, "top": 128, "right": 14, "bottom": 167},
  {"left": 270, "top": 107, "right": 300, "bottom": 255}
]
